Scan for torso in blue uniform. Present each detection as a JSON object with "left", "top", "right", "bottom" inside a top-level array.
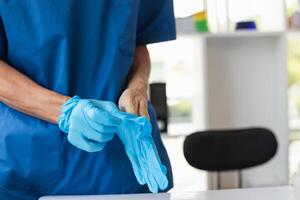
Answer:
[{"left": 0, "top": 1, "right": 176, "bottom": 199}]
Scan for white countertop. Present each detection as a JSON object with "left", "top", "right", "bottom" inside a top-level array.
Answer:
[{"left": 40, "top": 186, "right": 299, "bottom": 200}]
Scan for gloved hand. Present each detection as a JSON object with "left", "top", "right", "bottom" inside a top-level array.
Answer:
[
  {"left": 58, "top": 96, "right": 122, "bottom": 152},
  {"left": 114, "top": 111, "right": 169, "bottom": 193}
]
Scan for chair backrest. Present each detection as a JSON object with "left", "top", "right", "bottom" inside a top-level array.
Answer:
[
  {"left": 149, "top": 83, "right": 168, "bottom": 133},
  {"left": 183, "top": 128, "right": 278, "bottom": 171}
]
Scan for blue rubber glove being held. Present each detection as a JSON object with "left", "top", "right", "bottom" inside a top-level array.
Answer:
[{"left": 114, "top": 111, "right": 169, "bottom": 193}]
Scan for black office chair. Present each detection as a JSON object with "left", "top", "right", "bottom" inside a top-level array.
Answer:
[
  {"left": 149, "top": 83, "right": 168, "bottom": 133},
  {"left": 183, "top": 128, "right": 278, "bottom": 189}
]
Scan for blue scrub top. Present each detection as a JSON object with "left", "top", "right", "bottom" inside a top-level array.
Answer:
[{"left": 0, "top": 1, "right": 176, "bottom": 199}]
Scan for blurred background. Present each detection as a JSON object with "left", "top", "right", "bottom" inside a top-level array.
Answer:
[{"left": 148, "top": 0, "right": 300, "bottom": 192}]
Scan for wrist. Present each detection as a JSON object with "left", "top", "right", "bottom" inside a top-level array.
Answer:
[
  {"left": 57, "top": 95, "right": 80, "bottom": 133},
  {"left": 47, "top": 91, "right": 70, "bottom": 123},
  {"left": 127, "top": 78, "right": 148, "bottom": 94}
]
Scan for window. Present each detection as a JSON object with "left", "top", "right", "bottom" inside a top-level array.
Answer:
[
  {"left": 148, "top": 37, "right": 199, "bottom": 135},
  {"left": 288, "top": 34, "right": 300, "bottom": 179}
]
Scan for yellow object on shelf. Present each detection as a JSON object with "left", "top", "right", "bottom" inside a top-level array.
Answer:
[{"left": 193, "top": 12, "right": 207, "bottom": 21}]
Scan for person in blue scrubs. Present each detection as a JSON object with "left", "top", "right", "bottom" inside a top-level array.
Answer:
[{"left": 0, "top": 1, "right": 176, "bottom": 199}]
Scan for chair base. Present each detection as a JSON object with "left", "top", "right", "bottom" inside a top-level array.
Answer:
[{"left": 208, "top": 171, "right": 242, "bottom": 190}]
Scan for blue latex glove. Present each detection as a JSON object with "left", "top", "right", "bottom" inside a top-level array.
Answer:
[
  {"left": 114, "top": 112, "right": 169, "bottom": 193},
  {"left": 58, "top": 96, "right": 122, "bottom": 152}
]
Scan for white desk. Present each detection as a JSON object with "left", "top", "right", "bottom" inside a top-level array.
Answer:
[{"left": 40, "top": 186, "right": 299, "bottom": 200}]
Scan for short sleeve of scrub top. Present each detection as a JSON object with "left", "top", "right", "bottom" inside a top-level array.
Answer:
[{"left": 136, "top": 0, "right": 176, "bottom": 45}]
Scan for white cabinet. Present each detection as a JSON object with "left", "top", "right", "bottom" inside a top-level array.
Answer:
[{"left": 201, "top": 33, "right": 289, "bottom": 187}]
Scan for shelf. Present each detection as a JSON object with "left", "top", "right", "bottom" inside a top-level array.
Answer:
[
  {"left": 287, "top": 29, "right": 300, "bottom": 35},
  {"left": 176, "top": 18, "right": 285, "bottom": 38},
  {"left": 194, "top": 31, "right": 284, "bottom": 38}
]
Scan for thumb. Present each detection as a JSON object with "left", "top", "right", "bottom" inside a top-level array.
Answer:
[{"left": 139, "top": 101, "right": 150, "bottom": 120}]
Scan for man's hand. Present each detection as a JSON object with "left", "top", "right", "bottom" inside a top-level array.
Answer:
[
  {"left": 119, "top": 46, "right": 151, "bottom": 119},
  {"left": 58, "top": 96, "right": 122, "bottom": 152},
  {"left": 118, "top": 86, "right": 150, "bottom": 119}
]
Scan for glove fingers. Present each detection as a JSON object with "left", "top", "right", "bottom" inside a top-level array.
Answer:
[
  {"left": 85, "top": 104, "right": 122, "bottom": 126},
  {"left": 68, "top": 130, "right": 105, "bottom": 152},
  {"left": 139, "top": 139, "right": 169, "bottom": 191},
  {"left": 83, "top": 117, "right": 116, "bottom": 142},
  {"left": 118, "top": 125, "right": 146, "bottom": 185},
  {"left": 147, "top": 142, "right": 169, "bottom": 190},
  {"left": 126, "top": 150, "right": 147, "bottom": 185},
  {"left": 145, "top": 168, "right": 159, "bottom": 193},
  {"left": 87, "top": 119, "right": 119, "bottom": 134},
  {"left": 84, "top": 129, "right": 115, "bottom": 143},
  {"left": 135, "top": 137, "right": 159, "bottom": 193},
  {"left": 133, "top": 141, "right": 156, "bottom": 192},
  {"left": 70, "top": 110, "right": 115, "bottom": 143},
  {"left": 133, "top": 118, "right": 167, "bottom": 192},
  {"left": 139, "top": 146, "right": 158, "bottom": 193}
]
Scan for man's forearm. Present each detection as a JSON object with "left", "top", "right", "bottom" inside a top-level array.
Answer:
[
  {"left": 127, "top": 46, "right": 151, "bottom": 91},
  {"left": 118, "top": 46, "right": 151, "bottom": 117},
  {"left": 0, "top": 60, "right": 69, "bottom": 123}
]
